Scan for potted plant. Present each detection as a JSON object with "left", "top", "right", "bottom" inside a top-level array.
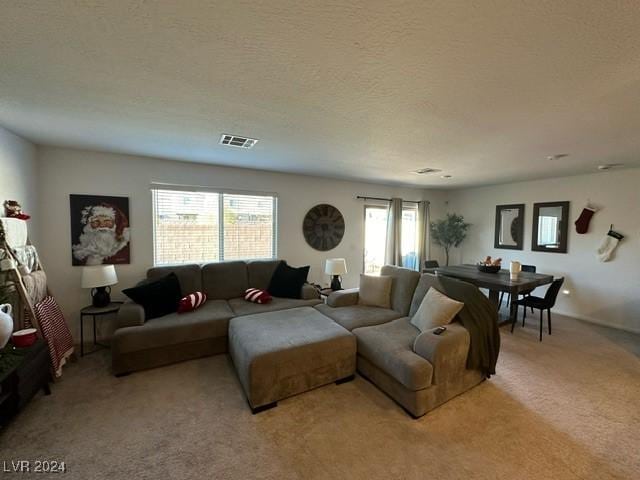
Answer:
[{"left": 430, "top": 213, "right": 470, "bottom": 266}]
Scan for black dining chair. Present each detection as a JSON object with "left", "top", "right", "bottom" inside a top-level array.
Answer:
[
  {"left": 512, "top": 277, "right": 565, "bottom": 341},
  {"left": 422, "top": 260, "right": 439, "bottom": 273},
  {"left": 499, "top": 264, "right": 537, "bottom": 310}
]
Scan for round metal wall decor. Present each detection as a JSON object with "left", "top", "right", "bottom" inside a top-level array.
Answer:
[{"left": 302, "top": 204, "right": 345, "bottom": 251}]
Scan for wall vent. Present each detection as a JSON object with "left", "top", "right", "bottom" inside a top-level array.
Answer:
[
  {"left": 412, "top": 167, "right": 442, "bottom": 175},
  {"left": 219, "top": 134, "right": 259, "bottom": 149}
]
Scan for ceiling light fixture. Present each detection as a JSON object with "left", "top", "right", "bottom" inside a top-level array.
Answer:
[
  {"left": 598, "top": 163, "right": 624, "bottom": 171},
  {"left": 412, "top": 167, "right": 442, "bottom": 175},
  {"left": 219, "top": 134, "right": 259, "bottom": 149}
]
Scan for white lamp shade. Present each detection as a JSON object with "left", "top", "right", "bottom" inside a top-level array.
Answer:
[
  {"left": 81, "top": 264, "right": 118, "bottom": 289},
  {"left": 325, "top": 258, "right": 347, "bottom": 276}
]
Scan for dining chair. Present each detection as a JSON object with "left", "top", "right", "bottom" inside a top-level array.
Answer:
[
  {"left": 422, "top": 260, "right": 439, "bottom": 273},
  {"left": 512, "top": 277, "right": 565, "bottom": 341},
  {"left": 499, "top": 264, "right": 537, "bottom": 310}
]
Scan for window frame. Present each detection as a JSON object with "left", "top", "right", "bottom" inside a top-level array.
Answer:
[
  {"left": 151, "top": 185, "right": 278, "bottom": 266},
  {"left": 362, "top": 203, "right": 390, "bottom": 275},
  {"left": 362, "top": 200, "right": 421, "bottom": 274}
]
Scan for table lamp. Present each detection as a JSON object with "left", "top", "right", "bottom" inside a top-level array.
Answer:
[
  {"left": 325, "top": 258, "right": 347, "bottom": 291},
  {"left": 81, "top": 264, "right": 118, "bottom": 308}
]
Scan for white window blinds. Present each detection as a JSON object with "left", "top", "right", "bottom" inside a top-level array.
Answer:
[{"left": 152, "top": 188, "right": 277, "bottom": 266}]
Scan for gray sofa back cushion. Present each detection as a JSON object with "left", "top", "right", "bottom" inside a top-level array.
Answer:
[
  {"left": 380, "top": 265, "right": 421, "bottom": 316},
  {"left": 147, "top": 264, "right": 202, "bottom": 296},
  {"left": 409, "top": 273, "right": 441, "bottom": 317},
  {"left": 247, "top": 260, "right": 281, "bottom": 290},
  {"left": 202, "top": 261, "right": 249, "bottom": 299}
]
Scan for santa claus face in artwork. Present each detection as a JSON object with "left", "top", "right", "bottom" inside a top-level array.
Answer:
[{"left": 72, "top": 204, "right": 130, "bottom": 265}]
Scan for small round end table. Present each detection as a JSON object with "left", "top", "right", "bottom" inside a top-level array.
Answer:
[{"left": 80, "top": 302, "right": 122, "bottom": 357}]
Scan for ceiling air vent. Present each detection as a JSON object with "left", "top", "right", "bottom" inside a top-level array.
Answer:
[
  {"left": 412, "top": 167, "right": 442, "bottom": 175},
  {"left": 219, "top": 134, "right": 259, "bottom": 149}
]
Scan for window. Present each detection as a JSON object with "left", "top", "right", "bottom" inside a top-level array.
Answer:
[
  {"left": 400, "top": 204, "right": 419, "bottom": 270},
  {"left": 364, "top": 206, "right": 388, "bottom": 274},
  {"left": 364, "top": 202, "right": 420, "bottom": 274},
  {"left": 152, "top": 188, "right": 277, "bottom": 265}
]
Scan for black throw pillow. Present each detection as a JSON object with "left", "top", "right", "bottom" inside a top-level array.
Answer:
[
  {"left": 267, "top": 261, "right": 310, "bottom": 299},
  {"left": 122, "top": 273, "right": 182, "bottom": 321}
]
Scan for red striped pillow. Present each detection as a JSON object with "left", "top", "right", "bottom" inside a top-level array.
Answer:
[
  {"left": 244, "top": 288, "right": 273, "bottom": 304},
  {"left": 178, "top": 292, "right": 207, "bottom": 313}
]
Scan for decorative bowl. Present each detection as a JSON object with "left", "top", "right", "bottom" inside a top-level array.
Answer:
[
  {"left": 11, "top": 328, "right": 37, "bottom": 348},
  {"left": 477, "top": 264, "right": 501, "bottom": 274}
]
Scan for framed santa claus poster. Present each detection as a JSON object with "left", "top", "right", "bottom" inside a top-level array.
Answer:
[{"left": 69, "top": 194, "right": 131, "bottom": 266}]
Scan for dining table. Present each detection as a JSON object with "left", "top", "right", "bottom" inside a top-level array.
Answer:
[{"left": 433, "top": 264, "right": 554, "bottom": 324}]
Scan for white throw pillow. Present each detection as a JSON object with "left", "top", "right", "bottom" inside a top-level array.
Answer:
[
  {"left": 410, "top": 287, "right": 464, "bottom": 332},
  {"left": 358, "top": 274, "right": 393, "bottom": 309}
]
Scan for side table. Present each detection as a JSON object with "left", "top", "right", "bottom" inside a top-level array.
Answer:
[
  {"left": 0, "top": 339, "right": 51, "bottom": 427},
  {"left": 80, "top": 302, "right": 122, "bottom": 357}
]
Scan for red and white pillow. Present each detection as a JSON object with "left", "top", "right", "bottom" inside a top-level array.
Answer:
[
  {"left": 178, "top": 292, "right": 207, "bottom": 313},
  {"left": 244, "top": 288, "right": 273, "bottom": 304}
]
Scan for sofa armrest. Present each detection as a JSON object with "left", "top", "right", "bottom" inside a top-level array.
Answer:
[
  {"left": 116, "top": 300, "right": 145, "bottom": 329},
  {"left": 412, "top": 323, "right": 470, "bottom": 385},
  {"left": 327, "top": 288, "right": 359, "bottom": 307},
  {"left": 300, "top": 283, "right": 320, "bottom": 300}
]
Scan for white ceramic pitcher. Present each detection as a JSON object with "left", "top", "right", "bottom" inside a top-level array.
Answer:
[{"left": 0, "top": 303, "right": 13, "bottom": 349}]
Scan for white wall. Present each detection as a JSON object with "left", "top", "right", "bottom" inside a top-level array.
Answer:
[
  {"left": 37, "top": 146, "right": 448, "bottom": 339},
  {"left": 0, "top": 126, "right": 38, "bottom": 242},
  {"left": 446, "top": 169, "right": 640, "bottom": 333}
]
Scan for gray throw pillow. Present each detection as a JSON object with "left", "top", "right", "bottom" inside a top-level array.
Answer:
[
  {"left": 410, "top": 287, "right": 464, "bottom": 332},
  {"left": 358, "top": 274, "right": 392, "bottom": 308}
]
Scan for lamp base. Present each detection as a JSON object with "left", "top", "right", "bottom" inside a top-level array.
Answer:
[
  {"left": 330, "top": 275, "right": 342, "bottom": 291},
  {"left": 91, "top": 286, "right": 111, "bottom": 308}
]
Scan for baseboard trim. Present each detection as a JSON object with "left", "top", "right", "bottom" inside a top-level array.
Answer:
[{"left": 553, "top": 310, "right": 640, "bottom": 335}]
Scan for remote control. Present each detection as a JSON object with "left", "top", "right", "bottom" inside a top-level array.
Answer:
[{"left": 433, "top": 326, "right": 447, "bottom": 335}]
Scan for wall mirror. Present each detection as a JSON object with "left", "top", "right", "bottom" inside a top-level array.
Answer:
[
  {"left": 494, "top": 204, "right": 524, "bottom": 250},
  {"left": 531, "top": 201, "right": 570, "bottom": 253}
]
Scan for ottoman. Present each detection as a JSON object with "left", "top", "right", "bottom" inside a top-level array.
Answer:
[{"left": 229, "top": 307, "right": 356, "bottom": 413}]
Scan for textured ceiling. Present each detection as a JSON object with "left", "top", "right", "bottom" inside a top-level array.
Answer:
[{"left": 1, "top": 1, "right": 640, "bottom": 188}]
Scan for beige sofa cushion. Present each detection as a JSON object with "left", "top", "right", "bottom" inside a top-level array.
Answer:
[
  {"left": 147, "top": 263, "right": 202, "bottom": 296},
  {"left": 315, "top": 303, "right": 401, "bottom": 331},
  {"left": 112, "top": 300, "right": 234, "bottom": 354},
  {"left": 228, "top": 296, "right": 321, "bottom": 316},
  {"left": 410, "top": 288, "right": 464, "bottom": 332},
  {"left": 358, "top": 274, "right": 392, "bottom": 308},
  {"left": 202, "top": 261, "right": 249, "bottom": 299},
  {"left": 353, "top": 318, "right": 433, "bottom": 391}
]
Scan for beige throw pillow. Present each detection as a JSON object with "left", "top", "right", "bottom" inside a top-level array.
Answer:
[
  {"left": 410, "top": 287, "right": 464, "bottom": 332},
  {"left": 358, "top": 274, "right": 393, "bottom": 309}
]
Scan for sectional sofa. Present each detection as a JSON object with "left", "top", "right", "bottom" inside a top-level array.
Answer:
[
  {"left": 112, "top": 260, "right": 321, "bottom": 375},
  {"left": 113, "top": 261, "right": 497, "bottom": 418}
]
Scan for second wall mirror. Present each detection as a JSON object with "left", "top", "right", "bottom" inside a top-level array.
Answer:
[
  {"left": 532, "top": 201, "right": 570, "bottom": 253},
  {"left": 494, "top": 204, "right": 524, "bottom": 250}
]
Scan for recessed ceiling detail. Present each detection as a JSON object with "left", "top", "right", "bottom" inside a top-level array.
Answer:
[{"left": 219, "top": 134, "right": 259, "bottom": 149}]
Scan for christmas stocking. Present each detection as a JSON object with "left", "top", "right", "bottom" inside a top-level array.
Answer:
[
  {"left": 597, "top": 229, "right": 624, "bottom": 262},
  {"left": 575, "top": 206, "right": 596, "bottom": 234}
]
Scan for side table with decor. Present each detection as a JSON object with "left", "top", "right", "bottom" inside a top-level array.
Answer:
[
  {"left": 0, "top": 339, "right": 52, "bottom": 427},
  {"left": 80, "top": 302, "right": 122, "bottom": 356}
]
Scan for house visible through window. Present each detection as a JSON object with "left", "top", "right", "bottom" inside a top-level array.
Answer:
[
  {"left": 364, "top": 202, "right": 419, "bottom": 274},
  {"left": 152, "top": 188, "right": 277, "bottom": 265}
]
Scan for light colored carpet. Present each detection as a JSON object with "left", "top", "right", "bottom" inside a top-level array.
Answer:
[{"left": 1, "top": 314, "right": 638, "bottom": 479}]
